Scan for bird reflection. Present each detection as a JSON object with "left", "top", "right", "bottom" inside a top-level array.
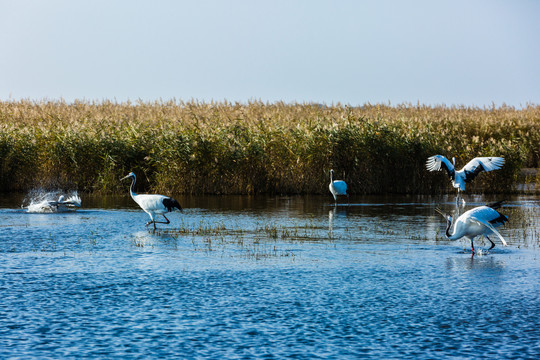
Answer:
[
  {"left": 445, "top": 255, "right": 506, "bottom": 272},
  {"left": 329, "top": 206, "right": 349, "bottom": 232}
]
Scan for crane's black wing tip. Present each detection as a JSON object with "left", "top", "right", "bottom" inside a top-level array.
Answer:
[
  {"left": 163, "top": 197, "right": 183, "bottom": 212},
  {"left": 486, "top": 200, "right": 505, "bottom": 209}
]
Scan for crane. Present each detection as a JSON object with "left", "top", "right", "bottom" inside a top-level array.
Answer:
[
  {"left": 426, "top": 155, "right": 504, "bottom": 205},
  {"left": 47, "top": 194, "right": 82, "bottom": 211},
  {"left": 329, "top": 169, "right": 348, "bottom": 205},
  {"left": 435, "top": 201, "right": 508, "bottom": 254},
  {"left": 121, "top": 172, "right": 182, "bottom": 230}
]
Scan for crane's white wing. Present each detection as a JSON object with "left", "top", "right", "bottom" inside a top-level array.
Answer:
[
  {"left": 461, "top": 157, "right": 504, "bottom": 183},
  {"left": 470, "top": 217, "right": 508, "bottom": 246},
  {"left": 426, "top": 155, "right": 455, "bottom": 179},
  {"left": 63, "top": 194, "right": 82, "bottom": 207},
  {"left": 134, "top": 194, "right": 169, "bottom": 211},
  {"left": 332, "top": 180, "right": 348, "bottom": 195},
  {"left": 463, "top": 157, "right": 504, "bottom": 173}
]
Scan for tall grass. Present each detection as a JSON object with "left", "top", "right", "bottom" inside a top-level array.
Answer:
[{"left": 0, "top": 100, "right": 538, "bottom": 194}]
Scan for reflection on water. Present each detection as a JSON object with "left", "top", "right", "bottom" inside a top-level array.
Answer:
[
  {"left": 445, "top": 254, "right": 507, "bottom": 272},
  {"left": 0, "top": 194, "right": 539, "bottom": 359}
]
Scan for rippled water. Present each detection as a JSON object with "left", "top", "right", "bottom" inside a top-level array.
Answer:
[{"left": 1, "top": 194, "right": 539, "bottom": 359}]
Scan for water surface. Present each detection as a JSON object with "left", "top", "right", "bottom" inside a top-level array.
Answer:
[{"left": 1, "top": 194, "right": 539, "bottom": 359}]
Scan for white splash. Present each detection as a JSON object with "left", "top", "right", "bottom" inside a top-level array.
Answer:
[
  {"left": 475, "top": 248, "right": 486, "bottom": 257},
  {"left": 24, "top": 190, "right": 82, "bottom": 213}
]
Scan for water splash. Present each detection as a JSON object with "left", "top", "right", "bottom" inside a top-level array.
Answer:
[{"left": 23, "top": 190, "right": 82, "bottom": 213}]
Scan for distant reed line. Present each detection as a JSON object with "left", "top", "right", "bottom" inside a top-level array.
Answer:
[{"left": 0, "top": 100, "right": 538, "bottom": 194}]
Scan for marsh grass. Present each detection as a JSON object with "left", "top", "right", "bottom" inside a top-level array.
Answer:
[
  {"left": 1, "top": 100, "right": 538, "bottom": 194},
  {"left": 153, "top": 218, "right": 336, "bottom": 259},
  {"left": 505, "top": 206, "right": 540, "bottom": 249},
  {"left": 157, "top": 219, "right": 325, "bottom": 242}
]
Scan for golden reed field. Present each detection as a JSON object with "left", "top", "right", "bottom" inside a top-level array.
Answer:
[{"left": 0, "top": 100, "right": 538, "bottom": 194}]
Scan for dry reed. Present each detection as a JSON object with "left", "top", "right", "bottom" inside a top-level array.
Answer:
[{"left": 0, "top": 100, "right": 538, "bottom": 194}]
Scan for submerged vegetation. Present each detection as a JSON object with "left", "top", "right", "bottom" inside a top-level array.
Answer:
[{"left": 0, "top": 100, "right": 538, "bottom": 194}]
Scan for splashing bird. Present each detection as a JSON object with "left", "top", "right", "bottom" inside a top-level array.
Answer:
[
  {"left": 329, "top": 169, "right": 348, "bottom": 205},
  {"left": 48, "top": 194, "right": 82, "bottom": 211},
  {"left": 121, "top": 172, "right": 182, "bottom": 230},
  {"left": 436, "top": 201, "right": 508, "bottom": 254}
]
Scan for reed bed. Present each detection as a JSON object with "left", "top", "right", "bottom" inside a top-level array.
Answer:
[{"left": 0, "top": 99, "right": 538, "bottom": 194}]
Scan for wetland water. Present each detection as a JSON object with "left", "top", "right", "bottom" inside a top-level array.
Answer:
[{"left": 1, "top": 194, "right": 539, "bottom": 359}]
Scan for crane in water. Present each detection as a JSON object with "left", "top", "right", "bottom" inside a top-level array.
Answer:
[
  {"left": 48, "top": 195, "right": 81, "bottom": 211},
  {"left": 426, "top": 155, "right": 504, "bottom": 206},
  {"left": 435, "top": 201, "right": 508, "bottom": 255},
  {"left": 121, "top": 172, "right": 182, "bottom": 230},
  {"left": 329, "top": 169, "right": 348, "bottom": 205},
  {"left": 25, "top": 192, "right": 81, "bottom": 213}
]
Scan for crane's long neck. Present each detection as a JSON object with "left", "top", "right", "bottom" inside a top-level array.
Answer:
[
  {"left": 445, "top": 217, "right": 462, "bottom": 240},
  {"left": 445, "top": 219, "right": 453, "bottom": 238},
  {"left": 330, "top": 171, "right": 334, "bottom": 183},
  {"left": 129, "top": 177, "right": 137, "bottom": 198}
]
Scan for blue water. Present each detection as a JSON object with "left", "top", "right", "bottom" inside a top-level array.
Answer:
[{"left": 1, "top": 195, "right": 539, "bottom": 359}]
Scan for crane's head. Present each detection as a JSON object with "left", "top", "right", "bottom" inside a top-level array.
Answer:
[
  {"left": 435, "top": 208, "right": 453, "bottom": 223},
  {"left": 121, "top": 172, "right": 136, "bottom": 181}
]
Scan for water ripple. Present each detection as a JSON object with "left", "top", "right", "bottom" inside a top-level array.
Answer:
[{"left": 0, "top": 196, "right": 539, "bottom": 358}]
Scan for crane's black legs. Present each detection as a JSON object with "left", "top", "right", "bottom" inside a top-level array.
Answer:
[
  {"left": 145, "top": 215, "right": 171, "bottom": 230},
  {"left": 145, "top": 221, "right": 157, "bottom": 230},
  {"left": 486, "top": 236, "right": 495, "bottom": 250},
  {"left": 333, "top": 195, "right": 349, "bottom": 206},
  {"left": 160, "top": 214, "right": 171, "bottom": 224},
  {"left": 468, "top": 236, "right": 495, "bottom": 255}
]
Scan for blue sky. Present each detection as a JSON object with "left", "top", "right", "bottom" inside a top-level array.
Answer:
[{"left": 1, "top": 0, "right": 538, "bottom": 107}]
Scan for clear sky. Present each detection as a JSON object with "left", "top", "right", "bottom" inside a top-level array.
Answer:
[{"left": 1, "top": 0, "right": 538, "bottom": 107}]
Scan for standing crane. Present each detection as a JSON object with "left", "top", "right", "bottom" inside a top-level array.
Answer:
[
  {"left": 121, "top": 172, "right": 182, "bottom": 230},
  {"left": 329, "top": 169, "right": 348, "bottom": 205},
  {"left": 435, "top": 201, "right": 508, "bottom": 255}
]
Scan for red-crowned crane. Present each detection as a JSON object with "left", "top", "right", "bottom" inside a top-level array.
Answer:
[
  {"left": 48, "top": 194, "right": 81, "bottom": 210},
  {"left": 329, "top": 169, "right": 348, "bottom": 205},
  {"left": 436, "top": 201, "right": 508, "bottom": 255},
  {"left": 121, "top": 172, "right": 182, "bottom": 230},
  {"left": 426, "top": 155, "right": 504, "bottom": 206}
]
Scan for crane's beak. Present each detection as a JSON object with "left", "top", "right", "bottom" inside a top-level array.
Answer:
[
  {"left": 435, "top": 208, "right": 452, "bottom": 222},
  {"left": 120, "top": 174, "right": 131, "bottom": 181},
  {"left": 435, "top": 208, "right": 447, "bottom": 218}
]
